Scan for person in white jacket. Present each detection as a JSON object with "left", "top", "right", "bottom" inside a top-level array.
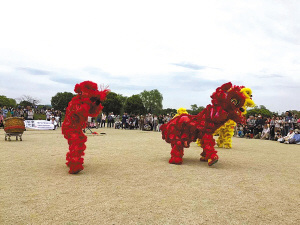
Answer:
[
  {"left": 278, "top": 128, "right": 295, "bottom": 144},
  {"left": 260, "top": 124, "right": 270, "bottom": 140}
]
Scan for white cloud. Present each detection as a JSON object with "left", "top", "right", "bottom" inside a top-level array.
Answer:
[{"left": 0, "top": 0, "right": 299, "bottom": 112}]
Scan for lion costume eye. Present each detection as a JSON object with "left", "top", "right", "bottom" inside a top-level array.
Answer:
[{"left": 231, "top": 98, "right": 239, "bottom": 106}]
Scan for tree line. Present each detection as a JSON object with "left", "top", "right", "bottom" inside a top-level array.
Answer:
[
  {"left": 50, "top": 89, "right": 164, "bottom": 116},
  {"left": 1, "top": 92, "right": 300, "bottom": 118}
]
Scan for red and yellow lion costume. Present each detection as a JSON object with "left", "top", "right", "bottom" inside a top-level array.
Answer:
[
  {"left": 161, "top": 82, "right": 254, "bottom": 166},
  {"left": 62, "top": 81, "right": 109, "bottom": 174}
]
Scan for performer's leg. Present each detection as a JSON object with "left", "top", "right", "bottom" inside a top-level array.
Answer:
[
  {"left": 66, "top": 132, "right": 87, "bottom": 174},
  {"left": 223, "top": 127, "right": 234, "bottom": 149},
  {"left": 201, "top": 134, "right": 218, "bottom": 166},
  {"left": 169, "top": 142, "right": 184, "bottom": 164}
]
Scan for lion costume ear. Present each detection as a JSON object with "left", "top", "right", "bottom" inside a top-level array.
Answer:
[
  {"left": 74, "top": 83, "right": 82, "bottom": 94},
  {"left": 220, "top": 82, "right": 232, "bottom": 92}
]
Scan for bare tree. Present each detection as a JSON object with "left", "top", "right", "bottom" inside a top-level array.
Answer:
[{"left": 18, "top": 95, "right": 41, "bottom": 107}]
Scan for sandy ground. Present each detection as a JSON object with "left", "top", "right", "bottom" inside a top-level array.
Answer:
[{"left": 0, "top": 127, "right": 299, "bottom": 225}]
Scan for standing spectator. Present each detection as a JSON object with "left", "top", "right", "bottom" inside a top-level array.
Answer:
[
  {"left": 51, "top": 117, "right": 58, "bottom": 130},
  {"left": 46, "top": 109, "right": 52, "bottom": 121},
  {"left": 55, "top": 114, "right": 60, "bottom": 127},
  {"left": 20, "top": 108, "right": 24, "bottom": 118},
  {"left": 27, "top": 109, "right": 34, "bottom": 120},
  {"left": 284, "top": 111, "right": 293, "bottom": 136},
  {"left": 101, "top": 113, "right": 107, "bottom": 128},
  {"left": 247, "top": 115, "right": 256, "bottom": 137},
  {"left": 165, "top": 114, "right": 171, "bottom": 123},
  {"left": 254, "top": 115, "right": 263, "bottom": 137},
  {"left": 107, "top": 113, "right": 112, "bottom": 128},
  {"left": 128, "top": 116, "right": 135, "bottom": 129},
  {"left": 269, "top": 115, "right": 276, "bottom": 140},
  {"left": 292, "top": 115, "right": 298, "bottom": 129},
  {"left": 134, "top": 115, "right": 139, "bottom": 129},
  {"left": 274, "top": 116, "right": 281, "bottom": 133},
  {"left": 96, "top": 113, "right": 101, "bottom": 129},
  {"left": 279, "top": 116, "right": 284, "bottom": 136},
  {"left": 121, "top": 113, "right": 128, "bottom": 129},
  {"left": 256, "top": 114, "right": 264, "bottom": 126},
  {"left": 158, "top": 115, "right": 164, "bottom": 131},
  {"left": 0, "top": 112, "right": 3, "bottom": 128},
  {"left": 153, "top": 115, "right": 158, "bottom": 131},
  {"left": 10, "top": 108, "right": 14, "bottom": 117},
  {"left": 58, "top": 111, "right": 62, "bottom": 127},
  {"left": 14, "top": 108, "right": 21, "bottom": 117},
  {"left": 139, "top": 115, "right": 144, "bottom": 130},
  {"left": 111, "top": 112, "right": 115, "bottom": 128},
  {"left": 114, "top": 115, "right": 121, "bottom": 129},
  {"left": 147, "top": 113, "right": 153, "bottom": 130},
  {"left": 107, "top": 113, "right": 114, "bottom": 128}
]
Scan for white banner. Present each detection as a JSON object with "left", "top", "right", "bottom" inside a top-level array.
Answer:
[{"left": 25, "top": 120, "right": 54, "bottom": 130}]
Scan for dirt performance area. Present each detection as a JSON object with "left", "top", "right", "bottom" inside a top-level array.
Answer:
[{"left": 0, "top": 128, "right": 299, "bottom": 224}]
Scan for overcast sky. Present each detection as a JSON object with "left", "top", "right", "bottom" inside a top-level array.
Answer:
[{"left": 0, "top": 0, "right": 299, "bottom": 113}]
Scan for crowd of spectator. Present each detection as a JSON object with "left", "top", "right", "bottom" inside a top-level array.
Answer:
[
  {"left": 236, "top": 111, "right": 300, "bottom": 144},
  {"left": 0, "top": 106, "right": 63, "bottom": 128},
  {"left": 1, "top": 106, "right": 300, "bottom": 145},
  {"left": 87, "top": 112, "right": 175, "bottom": 131}
]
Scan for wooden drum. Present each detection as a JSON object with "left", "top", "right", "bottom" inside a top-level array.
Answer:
[{"left": 4, "top": 117, "right": 25, "bottom": 134}]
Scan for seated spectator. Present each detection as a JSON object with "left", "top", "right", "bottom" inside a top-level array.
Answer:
[
  {"left": 274, "top": 128, "right": 282, "bottom": 141},
  {"left": 238, "top": 128, "right": 244, "bottom": 138},
  {"left": 128, "top": 116, "right": 135, "bottom": 130},
  {"left": 289, "top": 129, "right": 300, "bottom": 144},
  {"left": 260, "top": 124, "right": 270, "bottom": 140},
  {"left": 254, "top": 124, "right": 263, "bottom": 139},
  {"left": 242, "top": 125, "right": 250, "bottom": 138},
  {"left": 278, "top": 128, "right": 295, "bottom": 144}
]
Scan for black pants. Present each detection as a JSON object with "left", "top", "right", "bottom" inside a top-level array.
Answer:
[
  {"left": 108, "top": 120, "right": 114, "bottom": 128},
  {"left": 270, "top": 125, "right": 275, "bottom": 140}
]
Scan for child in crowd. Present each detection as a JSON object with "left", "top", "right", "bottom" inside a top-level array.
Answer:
[
  {"left": 51, "top": 117, "right": 58, "bottom": 130},
  {"left": 261, "top": 124, "right": 270, "bottom": 140}
]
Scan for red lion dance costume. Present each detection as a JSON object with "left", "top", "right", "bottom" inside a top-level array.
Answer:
[
  {"left": 161, "top": 82, "right": 252, "bottom": 166},
  {"left": 62, "top": 81, "right": 109, "bottom": 174}
]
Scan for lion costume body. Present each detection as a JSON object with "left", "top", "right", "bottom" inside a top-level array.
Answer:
[
  {"left": 62, "top": 81, "right": 109, "bottom": 174},
  {"left": 161, "top": 82, "right": 254, "bottom": 166}
]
